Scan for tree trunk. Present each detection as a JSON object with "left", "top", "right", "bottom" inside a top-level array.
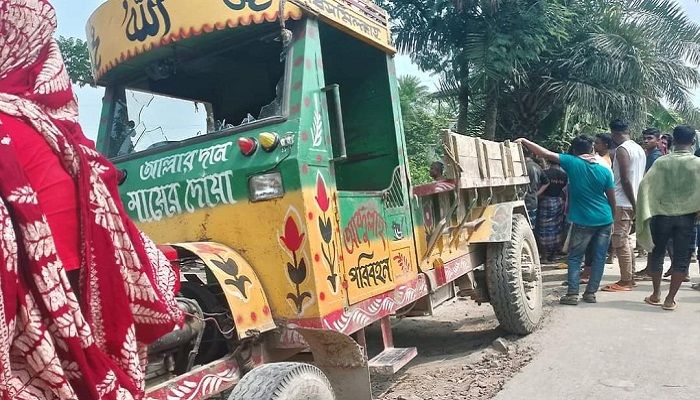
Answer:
[
  {"left": 517, "top": 92, "right": 542, "bottom": 139},
  {"left": 455, "top": 66, "right": 470, "bottom": 134},
  {"left": 484, "top": 80, "right": 498, "bottom": 140},
  {"left": 457, "top": 96, "right": 469, "bottom": 134}
]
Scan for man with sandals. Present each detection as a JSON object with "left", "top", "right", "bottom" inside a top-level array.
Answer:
[
  {"left": 602, "top": 120, "right": 647, "bottom": 292},
  {"left": 636, "top": 125, "right": 700, "bottom": 311},
  {"left": 517, "top": 136, "right": 616, "bottom": 305}
]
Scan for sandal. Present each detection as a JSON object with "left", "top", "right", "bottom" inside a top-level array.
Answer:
[
  {"left": 662, "top": 301, "right": 678, "bottom": 311},
  {"left": 602, "top": 283, "right": 632, "bottom": 292},
  {"left": 582, "top": 292, "right": 597, "bottom": 303},
  {"left": 560, "top": 294, "right": 579, "bottom": 306},
  {"left": 561, "top": 279, "right": 590, "bottom": 285},
  {"left": 644, "top": 296, "right": 662, "bottom": 306}
]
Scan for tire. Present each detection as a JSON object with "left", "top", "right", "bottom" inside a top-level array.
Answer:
[
  {"left": 486, "top": 214, "right": 543, "bottom": 335},
  {"left": 229, "top": 362, "right": 335, "bottom": 400}
]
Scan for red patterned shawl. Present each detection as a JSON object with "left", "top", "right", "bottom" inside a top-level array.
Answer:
[{"left": 0, "top": 1, "right": 183, "bottom": 399}]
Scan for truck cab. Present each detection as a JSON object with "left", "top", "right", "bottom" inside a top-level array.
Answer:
[{"left": 92, "top": 0, "right": 416, "bottom": 323}]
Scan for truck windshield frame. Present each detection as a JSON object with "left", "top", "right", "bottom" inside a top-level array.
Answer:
[{"left": 101, "top": 35, "right": 294, "bottom": 162}]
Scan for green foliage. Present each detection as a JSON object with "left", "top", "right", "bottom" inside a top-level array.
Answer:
[
  {"left": 398, "top": 76, "right": 455, "bottom": 185},
  {"left": 647, "top": 104, "right": 683, "bottom": 133},
  {"left": 527, "top": 0, "right": 700, "bottom": 136},
  {"left": 383, "top": 0, "right": 572, "bottom": 137},
  {"left": 385, "top": 0, "right": 700, "bottom": 145},
  {"left": 56, "top": 36, "right": 95, "bottom": 87}
]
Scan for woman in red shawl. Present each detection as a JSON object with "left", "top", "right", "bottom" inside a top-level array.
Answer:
[{"left": 0, "top": 1, "right": 183, "bottom": 399}]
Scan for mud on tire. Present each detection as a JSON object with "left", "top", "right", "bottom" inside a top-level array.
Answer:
[
  {"left": 486, "top": 214, "right": 543, "bottom": 335},
  {"left": 228, "top": 362, "right": 335, "bottom": 400}
]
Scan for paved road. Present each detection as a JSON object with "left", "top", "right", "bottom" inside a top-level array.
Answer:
[{"left": 496, "top": 260, "right": 700, "bottom": 400}]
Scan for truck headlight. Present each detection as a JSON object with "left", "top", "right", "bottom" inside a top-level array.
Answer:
[{"left": 249, "top": 172, "right": 284, "bottom": 202}]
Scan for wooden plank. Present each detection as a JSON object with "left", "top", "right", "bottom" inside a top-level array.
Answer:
[
  {"left": 452, "top": 136, "right": 480, "bottom": 179},
  {"left": 488, "top": 159, "right": 505, "bottom": 178},
  {"left": 500, "top": 143, "right": 511, "bottom": 178},
  {"left": 452, "top": 134, "right": 479, "bottom": 156},
  {"left": 369, "top": 347, "right": 418, "bottom": 375},
  {"left": 456, "top": 156, "right": 480, "bottom": 175},
  {"left": 450, "top": 134, "right": 462, "bottom": 185},
  {"left": 477, "top": 139, "right": 490, "bottom": 179},
  {"left": 510, "top": 142, "right": 527, "bottom": 177},
  {"left": 484, "top": 140, "right": 505, "bottom": 178},
  {"left": 442, "top": 130, "right": 458, "bottom": 180}
]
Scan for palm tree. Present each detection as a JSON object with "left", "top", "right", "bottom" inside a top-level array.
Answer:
[
  {"left": 398, "top": 75, "right": 431, "bottom": 117},
  {"left": 383, "top": 0, "right": 571, "bottom": 138},
  {"left": 518, "top": 0, "right": 700, "bottom": 138},
  {"left": 647, "top": 104, "right": 684, "bottom": 132},
  {"left": 385, "top": 0, "right": 700, "bottom": 142}
]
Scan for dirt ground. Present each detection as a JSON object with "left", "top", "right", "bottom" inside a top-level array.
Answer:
[{"left": 366, "top": 263, "right": 568, "bottom": 400}]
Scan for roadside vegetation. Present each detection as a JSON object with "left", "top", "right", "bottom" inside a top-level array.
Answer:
[{"left": 387, "top": 0, "right": 700, "bottom": 182}]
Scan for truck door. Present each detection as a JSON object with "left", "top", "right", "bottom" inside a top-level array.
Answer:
[{"left": 318, "top": 22, "right": 417, "bottom": 305}]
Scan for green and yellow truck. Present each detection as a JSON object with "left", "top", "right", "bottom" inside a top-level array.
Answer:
[{"left": 88, "top": 0, "right": 543, "bottom": 398}]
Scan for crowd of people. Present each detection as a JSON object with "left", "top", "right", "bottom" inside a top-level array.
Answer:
[{"left": 518, "top": 120, "right": 700, "bottom": 309}]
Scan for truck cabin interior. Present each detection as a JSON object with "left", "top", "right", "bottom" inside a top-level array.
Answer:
[
  {"left": 103, "top": 21, "right": 291, "bottom": 159},
  {"left": 318, "top": 22, "right": 401, "bottom": 193}
]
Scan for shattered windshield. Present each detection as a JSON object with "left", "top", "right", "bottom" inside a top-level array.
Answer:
[{"left": 103, "top": 24, "right": 288, "bottom": 159}]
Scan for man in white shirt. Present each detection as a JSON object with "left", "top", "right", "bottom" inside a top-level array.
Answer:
[{"left": 602, "top": 119, "right": 647, "bottom": 292}]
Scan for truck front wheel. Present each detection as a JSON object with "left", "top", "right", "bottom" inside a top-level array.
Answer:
[
  {"left": 228, "top": 362, "right": 336, "bottom": 400},
  {"left": 486, "top": 214, "right": 543, "bottom": 335}
]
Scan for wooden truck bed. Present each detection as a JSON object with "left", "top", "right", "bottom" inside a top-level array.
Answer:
[{"left": 441, "top": 130, "right": 530, "bottom": 189}]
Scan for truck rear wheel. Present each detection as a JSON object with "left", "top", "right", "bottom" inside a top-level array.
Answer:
[
  {"left": 228, "top": 362, "right": 335, "bottom": 400},
  {"left": 486, "top": 214, "right": 543, "bottom": 335}
]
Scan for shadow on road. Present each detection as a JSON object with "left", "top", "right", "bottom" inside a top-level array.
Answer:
[{"left": 591, "top": 299, "right": 667, "bottom": 313}]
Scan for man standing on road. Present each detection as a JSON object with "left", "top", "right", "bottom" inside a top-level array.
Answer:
[
  {"left": 581, "top": 134, "right": 614, "bottom": 281},
  {"left": 635, "top": 128, "right": 665, "bottom": 271},
  {"left": 643, "top": 128, "right": 663, "bottom": 172},
  {"left": 691, "top": 144, "right": 700, "bottom": 291},
  {"left": 594, "top": 132, "right": 617, "bottom": 266},
  {"left": 524, "top": 152, "right": 550, "bottom": 231},
  {"left": 635, "top": 128, "right": 663, "bottom": 260},
  {"left": 517, "top": 136, "right": 615, "bottom": 305},
  {"left": 603, "top": 119, "right": 646, "bottom": 292},
  {"left": 636, "top": 125, "right": 700, "bottom": 310}
]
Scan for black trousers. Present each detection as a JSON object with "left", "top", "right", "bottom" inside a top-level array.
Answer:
[{"left": 648, "top": 214, "right": 696, "bottom": 274}]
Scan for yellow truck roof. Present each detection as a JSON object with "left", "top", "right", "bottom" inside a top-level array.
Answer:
[{"left": 87, "top": 0, "right": 394, "bottom": 82}]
